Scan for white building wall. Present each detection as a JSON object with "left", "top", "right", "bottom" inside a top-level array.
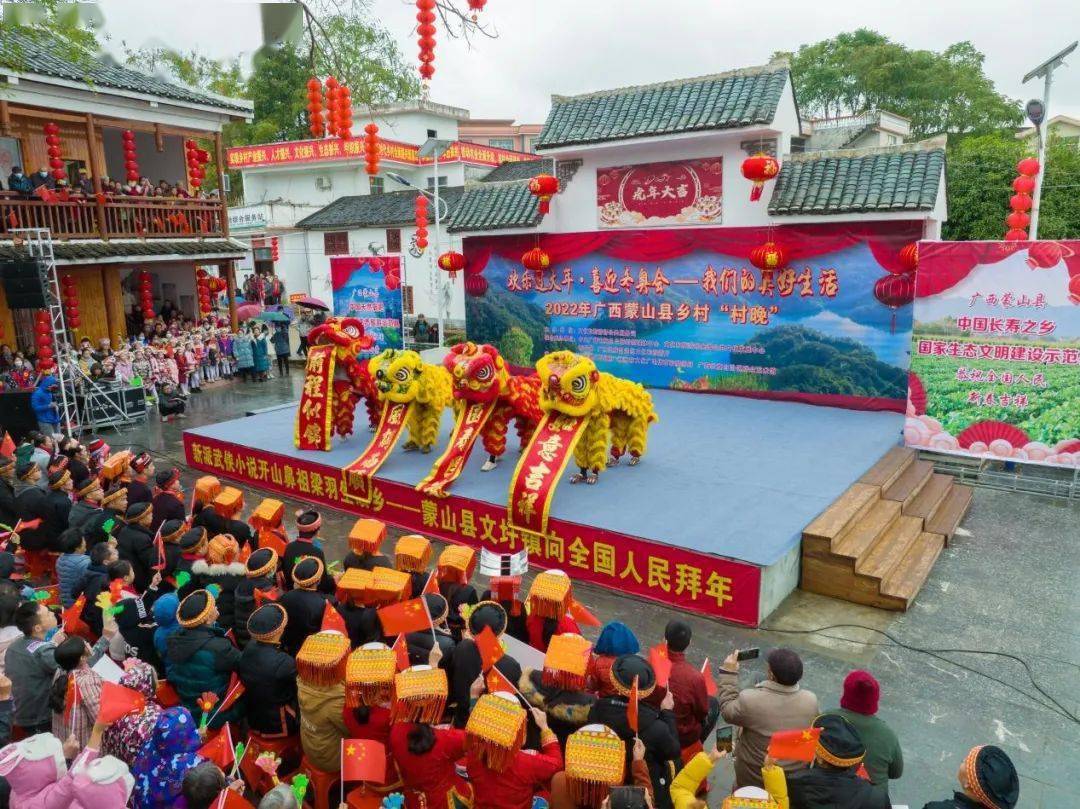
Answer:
[{"left": 374, "top": 110, "right": 461, "bottom": 145}]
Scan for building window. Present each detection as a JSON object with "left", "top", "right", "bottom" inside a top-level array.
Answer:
[
  {"left": 427, "top": 129, "right": 438, "bottom": 139},
  {"left": 369, "top": 176, "right": 384, "bottom": 195},
  {"left": 323, "top": 231, "right": 349, "bottom": 255},
  {"left": 488, "top": 137, "right": 515, "bottom": 150},
  {"left": 402, "top": 285, "right": 415, "bottom": 314},
  {"left": 425, "top": 176, "right": 449, "bottom": 191},
  {"left": 386, "top": 228, "right": 402, "bottom": 253},
  {"left": 523, "top": 137, "right": 534, "bottom": 153}
]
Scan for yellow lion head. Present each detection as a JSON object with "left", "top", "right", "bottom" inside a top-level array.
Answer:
[
  {"left": 443, "top": 342, "right": 508, "bottom": 404},
  {"left": 535, "top": 350, "right": 601, "bottom": 418},
  {"left": 369, "top": 349, "right": 425, "bottom": 403}
]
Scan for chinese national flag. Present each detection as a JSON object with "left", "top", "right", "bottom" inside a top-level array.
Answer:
[
  {"left": 568, "top": 598, "right": 601, "bottom": 628},
  {"left": 767, "top": 727, "right": 823, "bottom": 762},
  {"left": 378, "top": 597, "right": 431, "bottom": 636},
  {"left": 392, "top": 634, "right": 409, "bottom": 672},
  {"left": 649, "top": 644, "right": 672, "bottom": 689},
  {"left": 474, "top": 625, "right": 503, "bottom": 673},
  {"left": 62, "top": 595, "right": 86, "bottom": 633},
  {"left": 213, "top": 788, "right": 256, "bottom": 809},
  {"left": 627, "top": 675, "right": 640, "bottom": 734},
  {"left": 253, "top": 587, "right": 279, "bottom": 608},
  {"left": 98, "top": 681, "right": 147, "bottom": 724},
  {"left": 701, "top": 658, "right": 718, "bottom": 697},
  {"left": 0, "top": 432, "right": 14, "bottom": 457},
  {"left": 321, "top": 601, "right": 347, "bottom": 635},
  {"left": 198, "top": 723, "right": 235, "bottom": 769},
  {"left": 485, "top": 666, "right": 516, "bottom": 695},
  {"left": 156, "top": 680, "right": 181, "bottom": 708},
  {"left": 341, "top": 739, "right": 386, "bottom": 784},
  {"left": 422, "top": 572, "right": 439, "bottom": 596},
  {"left": 257, "top": 528, "right": 287, "bottom": 558},
  {"left": 217, "top": 672, "right": 246, "bottom": 715}
]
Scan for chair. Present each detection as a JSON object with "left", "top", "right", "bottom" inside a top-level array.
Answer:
[
  {"left": 346, "top": 786, "right": 384, "bottom": 809},
  {"left": 299, "top": 755, "right": 341, "bottom": 809},
  {"left": 241, "top": 732, "right": 301, "bottom": 796}
]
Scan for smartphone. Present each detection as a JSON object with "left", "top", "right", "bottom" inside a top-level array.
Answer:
[
  {"left": 715, "top": 724, "right": 734, "bottom": 753},
  {"left": 737, "top": 647, "right": 760, "bottom": 662},
  {"left": 610, "top": 786, "right": 647, "bottom": 809}
]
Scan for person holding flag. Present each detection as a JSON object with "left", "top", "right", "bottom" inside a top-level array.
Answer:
[
  {"left": 295, "top": 631, "right": 351, "bottom": 777},
  {"left": 519, "top": 633, "right": 597, "bottom": 747},
  {"left": 403, "top": 593, "right": 456, "bottom": 670},
  {"left": 449, "top": 602, "right": 523, "bottom": 728},
  {"left": 278, "top": 557, "right": 337, "bottom": 656},
  {"left": 524, "top": 570, "right": 582, "bottom": 652},
  {"left": 238, "top": 604, "right": 298, "bottom": 738},
  {"left": 232, "top": 547, "right": 281, "bottom": 647},
  {"left": 784, "top": 714, "right": 890, "bottom": 809},
  {"left": 49, "top": 635, "right": 106, "bottom": 747},
  {"left": 662, "top": 620, "right": 718, "bottom": 752},
  {"left": 130, "top": 707, "right": 206, "bottom": 808}
]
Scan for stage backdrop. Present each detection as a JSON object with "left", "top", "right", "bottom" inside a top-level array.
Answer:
[
  {"left": 464, "top": 222, "right": 921, "bottom": 411},
  {"left": 906, "top": 240, "right": 1080, "bottom": 467},
  {"left": 330, "top": 255, "right": 404, "bottom": 352}
]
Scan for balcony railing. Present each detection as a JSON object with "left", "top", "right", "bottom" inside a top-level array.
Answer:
[{"left": 0, "top": 192, "right": 227, "bottom": 241}]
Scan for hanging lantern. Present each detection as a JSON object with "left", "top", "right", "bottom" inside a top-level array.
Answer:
[
  {"left": 528, "top": 174, "right": 559, "bottom": 214},
  {"left": 122, "top": 129, "right": 139, "bottom": 183},
  {"left": 338, "top": 85, "right": 353, "bottom": 141},
  {"left": 43, "top": 123, "right": 67, "bottom": 181},
  {"left": 521, "top": 247, "right": 551, "bottom": 279},
  {"left": 898, "top": 242, "right": 919, "bottom": 274},
  {"left": 307, "top": 77, "right": 325, "bottom": 138},
  {"left": 437, "top": 251, "right": 466, "bottom": 280},
  {"left": 873, "top": 272, "right": 915, "bottom": 333},
  {"left": 364, "top": 123, "right": 380, "bottom": 176},
  {"left": 414, "top": 195, "right": 429, "bottom": 252},
  {"left": 1012, "top": 175, "right": 1035, "bottom": 195},
  {"left": 1009, "top": 193, "right": 1033, "bottom": 212},
  {"left": 1005, "top": 211, "right": 1030, "bottom": 230},
  {"left": 740, "top": 153, "right": 780, "bottom": 201},
  {"left": 271, "top": 236, "right": 280, "bottom": 262},
  {"left": 325, "top": 77, "right": 340, "bottom": 138},
  {"left": 1016, "top": 157, "right": 1040, "bottom": 177},
  {"left": 467, "top": 0, "right": 487, "bottom": 20},
  {"left": 416, "top": 0, "right": 436, "bottom": 82},
  {"left": 748, "top": 242, "right": 787, "bottom": 271},
  {"left": 1004, "top": 229, "right": 1029, "bottom": 242},
  {"left": 464, "top": 274, "right": 488, "bottom": 297}
]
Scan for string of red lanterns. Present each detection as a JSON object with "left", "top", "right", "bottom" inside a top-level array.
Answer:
[
  {"left": 122, "top": 130, "right": 139, "bottom": 183},
  {"left": 415, "top": 195, "right": 429, "bottom": 253},
  {"left": 34, "top": 311, "right": 55, "bottom": 373},
  {"left": 185, "top": 139, "right": 211, "bottom": 192},
  {"left": 337, "top": 85, "right": 353, "bottom": 140},
  {"left": 741, "top": 153, "right": 780, "bottom": 202},
  {"left": 325, "top": 77, "right": 341, "bottom": 138},
  {"left": 364, "top": 123, "right": 380, "bottom": 175},
  {"left": 1005, "top": 158, "right": 1039, "bottom": 241},
  {"left": 270, "top": 236, "right": 280, "bottom": 263},
  {"left": 196, "top": 268, "right": 213, "bottom": 316},
  {"left": 43, "top": 122, "right": 66, "bottom": 183},
  {"left": 61, "top": 274, "right": 80, "bottom": 331},
  {"left": 416, "top": 0, "right": 437, "bottom": 83},
  {"left": 306, "top": 77, "right": 325, "bottom": 138},
  {"left": 138, "top": 270, "right": 155, "bottom": 320}
]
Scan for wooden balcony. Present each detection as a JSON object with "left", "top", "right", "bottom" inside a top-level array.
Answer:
[{"left": 0, "top": 192, "right": 227, "bottom": 241}]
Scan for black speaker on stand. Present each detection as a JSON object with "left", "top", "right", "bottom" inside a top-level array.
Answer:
[{"left": 1, "top": 259, "right": 46, "bottom": 309}]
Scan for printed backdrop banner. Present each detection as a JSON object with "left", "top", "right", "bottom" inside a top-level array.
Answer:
[
  {"left": 464, "top": 222, "right": 922, "bottom": 411},
  {"left": 906, "top": 240, "right": 1080, "bottom": 467},
  {"left": 597, "top": 157, "right": 723, "bottom": 228},
  {"left": 330, "top": 255, "right": 404, "bottom": 353}
]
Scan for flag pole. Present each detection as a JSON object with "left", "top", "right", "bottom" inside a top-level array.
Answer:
[{"left": 340, "top": 741, "right": 345, "bottom": 806}]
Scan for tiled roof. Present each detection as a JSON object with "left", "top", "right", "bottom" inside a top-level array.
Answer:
[
  {"left": 0, "top": 238, "right": 248, "bottom": 261},
  {"left": 0, "top": 31, "right": 251, "bottom": 114},
  {"left": 768, "top": 139, "right": 946, "bottom": 216},
  {"left": 479, "top": 158, "right": 554, "bottom": 183},
  {"left": 534, "top": 61, "right": 789, "bottom": 150},
  {"left": 447, "top": 181, "right": 543, "bottom": 233},
  {"left": 295, "top": 187, "right": 466, "bottom": 230}
]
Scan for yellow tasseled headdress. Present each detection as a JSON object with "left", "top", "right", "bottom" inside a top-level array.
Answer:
[
  {"left": 543, "top": 633, "right": 593, "bottom": 690},
  {"left": 345, "top": 643, "right": 397, "bottom": 708},
  {"left": 394, "top": 534, "right": 432, "bottom": 573},
  {"left": 296, "top": 631, "right": 351, "bottom": 687},
  {"left": 436, "top": 545, "right": 476, "bottom": 583},
  {"left": 392, "top": 665, "right": 448, "bottom": 723},
  {"left": 348, "top": 518, "right": 386, "bottom": 555},
  {"left": 527, "top": 570, "right": 572, "bottom": 620},
  {"left": 565, "top": 725, "right": 626, "bottom": 808},
  {"left": 465, "top": 693, "right": 526, "bottom": 773}
]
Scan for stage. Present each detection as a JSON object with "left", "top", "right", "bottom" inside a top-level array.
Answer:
[{"left": 183, "top": 389, "right": 904, "bottom": 625}]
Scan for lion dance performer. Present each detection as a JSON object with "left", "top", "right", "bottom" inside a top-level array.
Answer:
[
  {"left": 294, "top": 316, "right": 380, "bottom": 451},
  {"left": 368, "top": 349, "right": 455, "bottom": 454}
]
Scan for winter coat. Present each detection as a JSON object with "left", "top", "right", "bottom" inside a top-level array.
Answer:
[
  {"left": 43, "top": 489, "right": 72, "bottom": 548},
  {"left": 832, "top": 708, "right": 903, "bottom": 790},
  {"left": 717, "top": 672, "right": 820, "bottom": 790},
  {"left": 152, "top": 593, "right": 180, "bottom": 670},
  {"left": 271, "top": 327, "right": 291, "bottom": 356},
  {"left": 14, "top": 485, "right": 51, "bottom": 551},
  {"left": 164, "top": 625, "right": 242, "bottom": 729},
  {"left": 0, "top": 743, "right": 126, "bottom": 809},
  {"left": 30, "top": 375, "right": 59, "bottom": 425},
  {"left": 188, "top": 559, "right": 246, "bottom": 631},
  {"left": 786, "top": 766, "right": 890, "bottom": 809},
  {"left": 149, "top": 491, "right": 185, "bottom": 535},
  {"left": 667, "top": 650, "right": 710, "bottom": 747},
  {"left": 232, "top": 334, "right": 254, "bottom": 369},
  {"left": 232, "top": 575, "right": 278, "bottom": 646},
  {"left": 0, "top": 477, "right": 17, "bottom": 527},
  {"left": 450, "top": 638, "right": 522, "bottom": 728},
  {"left": 467, "top": 734, "right": 563, "bottom": 809},
  {"left": 552, "top": 761, "right": 654, "bottom": 809},
  {"left": 74, "top": 563, "right": 110, "bottom": 637},
  {"left": 297, "top": 680, "right": 348, "bottom": 772},
  {"left": 671, "top": 753, "right": 788, "bottom": 809},
  {"left": 278, "top": 587, "right": 335, "bottom": 656},
  {"left": 238, "top": 640, "right": 298, "bottom": 737},
  {"left": 252, "top": 334, "right": 270, "bottom": 373},
  {"left": 518, "top": 668, "right": 595, "bottom": 747},
  {"left": 124, "top": 478, "right": 153, "bottom": 507},
  {"left": 588, "top": 695, "right": 682, "bottom": 809},
  {"left": 5, "top": 637, "right": 60, "bottom": 728},
  {"left": 388, "top": 723, "right": 470, "bottom": 809},
  {"left": 115, "top": 522, "right": 158, "bottom": 592},
  {"left": 67, "top": 501, "right": 102, "bottom": 535},
  {"left": 340, "top": 601, "right": 381, "bottom": 648},
  {"left": 56, "top": 552, "right": 91, "bottom": 608},
  {"left": 81, "top": 507, "right": 119, "bottom": 549}
]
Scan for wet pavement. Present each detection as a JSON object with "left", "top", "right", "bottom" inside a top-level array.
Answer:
[{"left": 108, "top": 369, "right": 1079, "bottom": 808}]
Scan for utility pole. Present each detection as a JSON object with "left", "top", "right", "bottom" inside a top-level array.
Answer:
[{"left": 1022, "top": 42, "right": 1077, "bottom": 240}]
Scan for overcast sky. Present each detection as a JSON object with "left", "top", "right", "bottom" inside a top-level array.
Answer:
[{"left": 94, "top": 0, "right": 1080, "bottom": 126}]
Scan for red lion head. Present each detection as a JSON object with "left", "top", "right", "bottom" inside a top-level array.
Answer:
[
  {"left": 308, "top": 316, "right": 375, "bottom": 355},
  {"left": 442, "top": 342, "right": 506, "bottom": 403}
]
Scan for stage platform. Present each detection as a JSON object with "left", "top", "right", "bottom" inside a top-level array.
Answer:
[{"left": 183, "top": 389, "right": 904, "bottom": 625}]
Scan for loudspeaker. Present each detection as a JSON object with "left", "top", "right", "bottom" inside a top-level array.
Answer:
[{"left": 1, "top": 260, "right": 46, "bottom": 309}]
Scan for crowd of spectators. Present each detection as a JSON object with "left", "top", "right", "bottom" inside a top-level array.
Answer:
[{"left": 4, "top": 166, "right": 220, "bottom": 201}]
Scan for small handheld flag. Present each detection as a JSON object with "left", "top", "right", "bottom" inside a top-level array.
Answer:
[
  {"left": 767, "top": 727, "right": 823, "bottom": 762},
  {"left": 627, "top": 675, "right": 640, "bottom": 735},
  {"left": 341, "top": 738, "right": 387, "bottom": 784},
  {"left": 474, "top": 625, "right": 503, "bottom": 673}
]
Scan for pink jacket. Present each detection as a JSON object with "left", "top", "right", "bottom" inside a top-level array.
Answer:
[{"left": 0, "top": 735, "right": 133, "bottom": 809}]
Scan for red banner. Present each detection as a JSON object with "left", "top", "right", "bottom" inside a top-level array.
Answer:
[
  {"left": 417, "top": 399, "right": 498, "bottom": 498},
  {"left": 227, "top": 137, "right": 533, "bottom": 170},
  {"left": 345, "top": 402, "right": 414, "bottom": 486},
  {"left": 507, "top": 412, "right": 589, "bottom": 536},
  {"left": 295, "top": 345, "right": 337, "bottom": 451},
  {"left": 183, "top": 433, "right": 763, "bottom": 626},
  {"left": 596, "top": 158, "right": 723, "bottom": 229}
]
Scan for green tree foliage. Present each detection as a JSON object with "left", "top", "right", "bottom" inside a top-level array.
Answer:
[
  {"left": 944, "top": 133, "right": 1080, "bottom": 241},
  {"left": 498, "top": 326, "right": 534, "bottom": 367},
  {"left": 778, "top": 29, "right": 1022, "bottom": 137}
]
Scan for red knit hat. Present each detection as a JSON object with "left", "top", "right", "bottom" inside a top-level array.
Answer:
[{"left": 840, "top": 669, "right": 879, "bottom": 715}]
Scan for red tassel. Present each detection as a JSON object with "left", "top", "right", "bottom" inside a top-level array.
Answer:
[
  {"left": 749, "top": 183, "right": 763, "bottom": 202},
  {"left": 539, "top": 199, "right": 550, "bottom": 215}
]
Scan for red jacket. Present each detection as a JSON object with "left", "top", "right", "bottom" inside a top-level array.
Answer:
[
  {"left": 389, "top": 723, "right": 470, "bottom": 809},
  {"left": 525, "top": 613, "right": 581, "bottom": 651},
  {"left": 467, "top": 734, "right": 563, "bottom": 809},
  {"left": 666, "top": 650, "right": 709, "bottom": 748},
  {"left": 343, "top": 704, "right": 395, "bottom": 784}
]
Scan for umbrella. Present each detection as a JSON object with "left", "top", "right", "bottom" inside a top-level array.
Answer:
[
  {"left": 255, "top": 310, "right": 291, "bottom": 323},
  {"left": 236, "top": 303, "right": 263, "bottom": 321},
  {"left": 295, "top": 295, "right": 329, "bottom": 311}
]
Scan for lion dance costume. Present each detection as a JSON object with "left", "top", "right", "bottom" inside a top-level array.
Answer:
[
  {"left": 294, "top": 317, "right": 380, "bottom": 451},
  {"left": 369, "top": 349, "right": 455, "bottom": 453}
]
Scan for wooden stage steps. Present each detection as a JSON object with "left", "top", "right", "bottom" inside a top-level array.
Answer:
[{"left": 801, "top": 447, "right": 973, "bottom": 610}]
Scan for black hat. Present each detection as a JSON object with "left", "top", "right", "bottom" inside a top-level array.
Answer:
[
  {"left": 813, "top": 714, "right": 865, "bottom": 768},
  {"left": 292, "top": 556, "right": 324, "bottom": 588},
  {"left": 48, "top": 469, "right": 71, "bottom": 490},
  {"left": 609, "top": 653, "right": 656, "bottom": 698},
  {"left": 296, "top": 509, "right": 321, "bottom": 533},
  {"left": 247, "top": 547, "right": 278, "bottom": 579},
  {"left": 155, "top": 468, "right": 179, "bottom": 488},
  {"left": 468, "top": 600, "right": 507, "bottom": 637},
  {"left": 113, "top": 594, "right": 150, "bottom": 632},
  {"left": 125, "top": 501, "right": 152, "bottom": 521},
  {"left": 248, "top": 603, "right": 287, "bottom": 643},
  {"left": 962, "top": 745, "right": 1019, "bottom": 809},
  {"left": 177, "top": 589, "right": 215, "bottom": 628},
  {"left": 422, "top": 593, "right": 448, "bottom": 624},
  {"left": 160, "top": 519, "right": 186, "bottom": 543},
  {"left": 179, "top": 526, "right": 208, "bottom": 552},
  {"left": 74, "top": 477, "right": 101, "bottom": 498},
  {"left": 15, "top": 461, "right": 36, "bottom": 480}
]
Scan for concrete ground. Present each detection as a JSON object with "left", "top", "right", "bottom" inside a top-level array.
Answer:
[{"left": 108, "top": 370, "right": 1079, "bottom": 809}]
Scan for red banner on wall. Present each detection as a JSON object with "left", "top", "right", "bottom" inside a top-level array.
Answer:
[
  {"left": 596, "top": 158, "right": 723, "bottom": 228},
  {"left": 184, "top": 432, "right": 763, "bottom": 626},
  {"left": 227, "top": 138, "right": 533, "bottom": 170}
]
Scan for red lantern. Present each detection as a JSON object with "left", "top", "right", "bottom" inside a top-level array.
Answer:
[
  {"left": 467, "top": 0, "right": 487, "bottom": 20},
  {"left": 1004, "top": 229, "right": 1028, "bottom": 241},
  {"left": 740, "top": 153, "right": 780, "bottom": 201},
  {"left": 1005, "top": 211, "right": 1030, "bottom": 230},
  {"left": 528, "top": 174, "right": 559, "bottom": 215},
  {"left": 437, "top": 251, "right": 466, "bottom": 279},
  {"left": 1016, "top": 157, "right": 1040, "bottom": 177},
  {"left": 45, "top": 134, "right": 60, "bottom": 148},
  {"left": 364, "top": 123, "right": 380, "bottom": 176},
  {"left": 748, "top": 242, "right": 786, "bottom": 271},
  {"left": 464, "top": 274, "right": 488, "bottom": 297},
  {"left": 416, "top": 0, "right": 436, "bottom": 81},
  {"left": 1009, "top": 193, "right": 1032, "bottom": 212},
  {"left": 43, "top": 122, "right": 59, "bottom": 136},
  {"left": 67, "top": 315, "right": 80, "bottom": 329},
  {"left": 1012, "top": 175, "right": 1035, "bottom": 195},
  {"left": 873, "top": 272, "right": 915, "bottom": 333},
  {"left": 898, "top": 242, "right": 919, "bottom": 273},
  {"left": 306, "top": 76, "right": 325, "bottom": 138},
  {"left": 271, "top": 237, "right": 280, "bottom": 262},
  {"left": 1026, "top": 242, "right": 1062, "bottom": 269},
  {"left": 521, "top": 247, "right": 551, "bottom": 279}
]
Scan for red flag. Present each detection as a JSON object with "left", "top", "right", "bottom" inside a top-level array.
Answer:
[
  {"left": 485, "top": 666, "right": 516, "bottom": 695},
  {"left": 213, "top": 790, "right": 256, "bottom": 809},
  {"left": 767, "top": 727, "right": 823, "bottom": 762},
  {"left": 701, "top": 658, "right": 718, "bottom": 697},
  {"left": 156, "top": 681, "right": 181, "bottom": 708},
  {"left": 377, "top": 597, "right": 431, "bottom": 636},
  {"left": 253, "top": 586, "right": 279, "bottom": 607},
  {"left": 474, "top": 625, "right": 503, "bottom": 673},
  {"left": 98, "top": 681, "right": 147, "bottom": 724},
  {"left": 649, "top": 643, "right": 672, "bottom": 689},
  {"left": 627, "top": 675, "right": 639, "bottom": 734},
  {"left": 62, "top": 595, "right": 86, "bottom": 633},
  {"left": 392, "top": 634, "right": 409, "bottom": 672},
  {"left": 341, "top": 739, "right": 386, "bottom": 784},
  {"left": 567, "top": 598, "right": 601, "bottom": 628},
  {"left": 0, "top": 432, "right": 14, "bottom": 457},
  {"left": 321, "top": 601, "right": 347, "bottom": 635},
  {"left": 216, "top": 673, "right": 246, "bottom": 715},
  {"left": 198, "top": 723, "right": 235, "bottom": 769},
  {"left": 422, "top": 571, "right": 439, "bottom": 596}
]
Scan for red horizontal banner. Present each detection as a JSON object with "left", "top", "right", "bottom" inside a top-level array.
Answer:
[
  {"left": 227, "top": 138, "right": 533, "bottom": 170},
  {"left": 183, "top": 432, "right": 762, "bottom": 626}
]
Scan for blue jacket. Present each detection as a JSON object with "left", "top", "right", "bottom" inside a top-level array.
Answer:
[
  {"left": 56, "top": 552, "right": 90, "bottom": 608},
  {"left": 165, "top": 624, "right": 243, "bottom": 729},
  {"left": 232, "top": 334, "right": 254, "bottom": 368},
  {"left": 152, "top": 592, "right": 181, "bottom": 668},
  {"left": 30, "top": 375, "right": 59, "bottom": 424}
]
